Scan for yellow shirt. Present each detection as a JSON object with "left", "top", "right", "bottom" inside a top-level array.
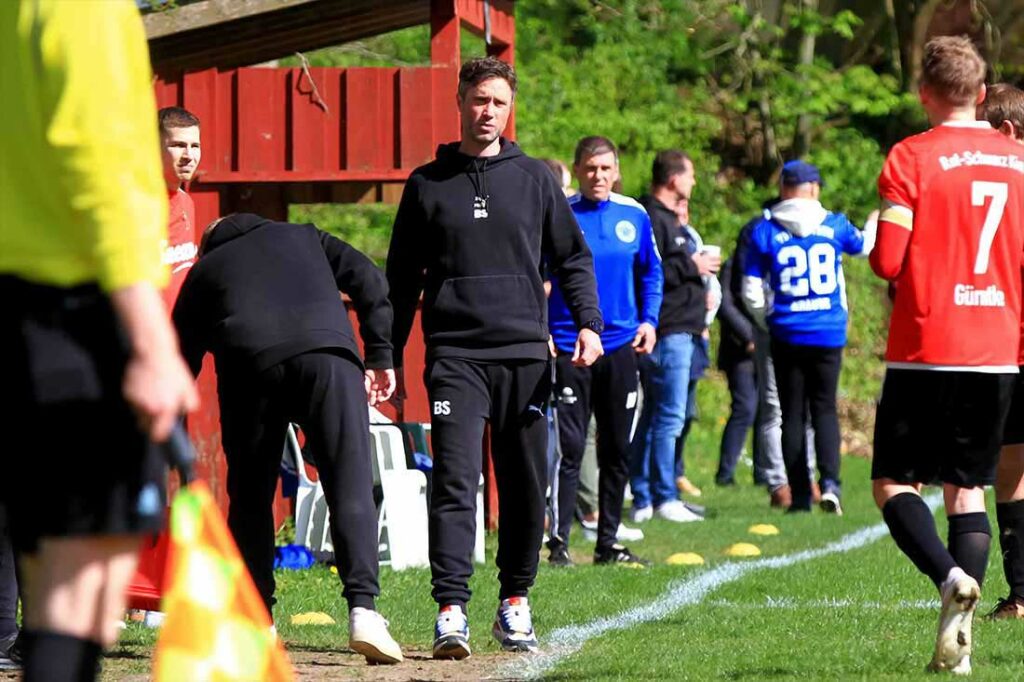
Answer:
[{"left": 0, "top": 0, "right": 168, "bottom": 292}]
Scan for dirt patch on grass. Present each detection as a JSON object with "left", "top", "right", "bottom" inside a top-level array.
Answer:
[
  {"left": 291, "top": 647, "right": 519, "bottom": 680},
  {"left": 0, "top": 647, "right": 523, "bottom": 681}
]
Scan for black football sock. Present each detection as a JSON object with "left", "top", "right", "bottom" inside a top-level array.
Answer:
[
  {"left": 23, "top": 630, "right": 102, "bottom": 682},
  {"left": 996, "top": 499, "right": 1024, "bottom": 600},
  {"left": 882, "top": 493, "right": 957, "bottom": 588},
  {"left": 947, "top": 511, "right": 991, "bottom": 587}
]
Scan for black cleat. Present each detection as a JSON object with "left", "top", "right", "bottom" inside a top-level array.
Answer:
[{"left": 593, "top": 544, "right": 651, "bottom": 567}]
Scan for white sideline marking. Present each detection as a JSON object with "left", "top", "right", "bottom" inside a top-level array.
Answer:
[
  {"left": 704, "top": 597, "right": 939, "bottom": 610},
  {"left": 502, "top": 496, "right": 940, "bottom": 680}
]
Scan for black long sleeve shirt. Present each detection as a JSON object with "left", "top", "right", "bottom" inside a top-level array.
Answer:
[{"left": 173, "top": 213, "right": 392, "bottom": 376}]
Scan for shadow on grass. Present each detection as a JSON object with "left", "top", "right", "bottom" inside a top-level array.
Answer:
[
  {"left": 722, "top": 668, "right": 798, "bottom": 679},
  {"left": 102, "top": 649, "right": 150, "bottom": 661}
]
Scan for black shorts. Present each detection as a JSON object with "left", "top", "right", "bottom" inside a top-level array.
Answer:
[
  {"left": 0, "top": 277, "right": 165, "bottom": 550},
  {"left": 872, "top": 368, "right": 1015, "bottom": 487},
  {"left": 1003, "top": 369, "right": 1024, "bottom": 446}
]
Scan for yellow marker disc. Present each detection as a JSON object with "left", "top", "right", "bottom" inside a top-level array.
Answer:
[
  {"left": 330, "top": 565, "right": 338, "bottom": 574},
  {"left": 748, "top": 524, "right": 780, "bottom": 536},
  {"left": 290, "top": 611, "right": 336, "bottom": 626},
  {"left": 666, "top": 552, "right": 705, "bottom": 566},
  {"left": 725, "top": 542, "right": 761, "bottom": 557}
]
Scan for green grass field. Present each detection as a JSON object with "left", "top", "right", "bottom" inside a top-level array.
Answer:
[
  {"left": 105, "top": 449, "right": 1022, "bottom": 681},
  {"left": 94, "top": 251, "right": 1014, "bottom": 680}
]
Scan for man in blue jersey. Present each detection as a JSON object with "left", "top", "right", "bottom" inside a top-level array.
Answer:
[
  {"left": 548, "top": 136, "right": 663, "bottom": 567},
  {"left": 743, "top": 161, "right": 873, "bottom": 514}
]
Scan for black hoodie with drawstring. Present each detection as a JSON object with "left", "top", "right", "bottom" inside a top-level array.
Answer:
[
  {"left": 387, "top": 139, "right": 601, "bottom": 367},
  {"left": 172, "top": 213, "right": 393, "bottom": 377}
]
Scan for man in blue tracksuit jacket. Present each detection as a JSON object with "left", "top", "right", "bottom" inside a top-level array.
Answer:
[
  {"left": 548, "top": 136, "right": 663, "bottom": 567},
  {"left": 743, "top": 161, "right": 874, "bottom": 514}
]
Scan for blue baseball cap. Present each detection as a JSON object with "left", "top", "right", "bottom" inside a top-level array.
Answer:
[{"left": 781, "top": 160, "right": 822, "bottom": 186}]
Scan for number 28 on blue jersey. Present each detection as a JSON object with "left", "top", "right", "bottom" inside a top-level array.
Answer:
[{"left": 746, "top": 211, "right": 866, "bottom": 348}]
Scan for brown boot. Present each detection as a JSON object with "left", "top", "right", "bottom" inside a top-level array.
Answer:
[
  {"left": 987, "top": 596, "right": 1024, "bottom": 620},
  {"left": 770, "top": 484, "right": 792, "bottom": 508}
]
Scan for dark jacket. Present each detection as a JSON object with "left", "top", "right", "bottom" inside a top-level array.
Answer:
[
  {"left": 173, "top": 213, "right": 392, "bottom": 377},
  {"left": 637, "top": 194, "right": 704, "bottom": 336},
  {"left": 728, "top": 199, "right": 778, "bottom": 333},
  {"left": 716, "top": 256, "right": 755, "bottom": 370},
  {"left": 386, "top": 139, "right": 601, "bottom": 367}
]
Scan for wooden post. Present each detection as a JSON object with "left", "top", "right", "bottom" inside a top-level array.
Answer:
[{"left": 431, "top": 0, "right": 461, "bottom": 147}]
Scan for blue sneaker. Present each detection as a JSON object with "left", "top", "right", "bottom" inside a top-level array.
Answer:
[
  {"left": 492, "top": 596, "right": 539, "bottom": 653},
  {"left": 433, "top": 605, "right": 471, "bottom": 660}
]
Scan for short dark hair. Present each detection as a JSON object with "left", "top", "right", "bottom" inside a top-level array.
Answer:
[
  {"left": 651, "top": 149, "right": 692, "bottom": 187},
  {"left": 458, "top": 57, "right": 517, "bottom": 100},
  {"left": 573, "top": 136, "right": 618, "bottom": 166},
  {"left": 921, "top": 36, "right": 986, "bottom": 107},
  {"left": 978, "top": 83, "right": 1024, "bottom": 140},
  {"left": 158, "top": 106, "right": 200, "bottom": 134}
]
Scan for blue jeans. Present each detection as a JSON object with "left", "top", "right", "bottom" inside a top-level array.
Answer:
[{"left": 630, "top": 332, "right": 694, "bottom": 509}]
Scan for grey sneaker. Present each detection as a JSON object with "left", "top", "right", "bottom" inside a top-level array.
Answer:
[{"left": 0, "top": 631, "right": 21, "bottom": 671}]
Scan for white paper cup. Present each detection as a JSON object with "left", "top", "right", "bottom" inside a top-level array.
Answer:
[{"left": 702, "top": 244, "right": 721, "bottom": 258}]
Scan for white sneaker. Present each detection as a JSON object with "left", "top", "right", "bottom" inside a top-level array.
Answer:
[
  {"left": 433, "top": 605, "right": 471, "bottom": 660},
  {"left": 655, "top": 500, "right": 704, "bottom": 523},
  {"left": 631, "top": 505, "right": 653, "bottom": 523},
  {"left": 928, "top": 570, "right": 979, "bottom": 674},
  {"left": 616, "top": 523, "right": 645, "bottom": 541},
  {"left": 492, "top": 597, "right": 539, "bottom": 653},
  {"left": 349, "top": 607, "right": 403, "bottom": 664},
  {"left": 581, "top": 522, "right": 644, "bottom": 542}
]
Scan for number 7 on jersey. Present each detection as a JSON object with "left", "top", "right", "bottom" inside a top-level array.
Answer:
[{"left": 972, "top": 181, "right": 1008, "bottom": 275}]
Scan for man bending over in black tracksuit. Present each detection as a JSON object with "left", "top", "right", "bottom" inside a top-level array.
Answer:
[
  {"left": 173, "top": 213, "right": 403, "bottom": 665},
  {"left": 387, "top": 57, "right": 603, "bottom": 659}
]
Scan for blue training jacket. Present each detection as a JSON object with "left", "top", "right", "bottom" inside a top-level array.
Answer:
[
  {"left": 549, "top": 192, "right": 663, "bottom": 353},
  {"left": 744, "top": 198, "right": 867, "bottom": 348}
]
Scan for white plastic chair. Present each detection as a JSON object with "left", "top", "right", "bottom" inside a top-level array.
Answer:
[
  {"left": 369, "top": 423, "right": 430, "bottom": 570},
  {"left": 288, "top": 425, "right": 333, "bottom": 554}
]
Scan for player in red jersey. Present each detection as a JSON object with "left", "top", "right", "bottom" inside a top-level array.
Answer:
[
  {"left": 158, "top": 107, "right": 201, "bottom": 308},
  {"left": 977, "top": 82, "right": 1024, "bottom": 620},
  {"left": 870, "top": 37, "right": 1024, "bottom": 674}
]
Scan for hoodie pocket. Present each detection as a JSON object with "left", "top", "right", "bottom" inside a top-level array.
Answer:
[{"left": 427, "top": 275, "right": 545, "bottom": 345}]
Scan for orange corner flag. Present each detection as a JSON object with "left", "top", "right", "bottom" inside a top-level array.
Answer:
[{"left": 153, "top": 481, "right": 294, "bottom": 681}]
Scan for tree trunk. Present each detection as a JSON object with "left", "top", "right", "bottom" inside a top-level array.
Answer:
[{"left": 793, "top": 0, "right": 819, "bottom": 158}]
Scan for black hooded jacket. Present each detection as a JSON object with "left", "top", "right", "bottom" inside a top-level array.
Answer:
[
  {"left": 638, "top": 194, "right": 705, "bottom": 336},
  {"left": 172, "top": 213, "right": 393, "bottom": 377},
  {"left": 386, "top": 139, "right": 601, "bottom": 366}
]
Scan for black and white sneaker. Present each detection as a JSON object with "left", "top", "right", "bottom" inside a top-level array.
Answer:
[
  {"left": 433, "top": 605, "right": 471, "bottom": 660},
  {"left": 548, "top": 542, "right": 574, "bottom": 568},
  {"left": 593, "top": 544, "right": 651, "bottom": 567},
  {"left": 492, "top": 597, "right": 539, "bottom": 653},
  {"left": 820, "top": 482, "right": 843, "bottom": 515}
]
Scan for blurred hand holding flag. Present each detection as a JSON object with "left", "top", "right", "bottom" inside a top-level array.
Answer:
[{"left": 153, "top": 427, "right": 294, "bottom": 681}]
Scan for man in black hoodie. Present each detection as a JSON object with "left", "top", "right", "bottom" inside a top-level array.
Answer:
[
  {"left": 173, "top": 213, "right": 403, "bottom": 665},
  {"left": 630, "top": 150, "right": 717, "bottom": 524},
  {"left": 386, "top": 57, "right": 602, "bottom": 659}
]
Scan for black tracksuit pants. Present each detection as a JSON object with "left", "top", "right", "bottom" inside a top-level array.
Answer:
[
  {"left": 551, "top": 344, "right": 639, "bottom": 552},
  {"left": 426, "top": 357, "right": 550, "bottom": 610},
  {"left": 771, "top": 339, "right": 843, "bottom": 508},
  {"left": 218, "top": 350, "right": 379, "bottom": 614}
]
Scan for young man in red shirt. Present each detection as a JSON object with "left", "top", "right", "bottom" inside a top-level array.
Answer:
[
  {"left": 158, "top": 107, "right": 201, "bottom": 308},
  {"left": 977, "top": 82, "right": 1024, "bottom": 620},
  {"left": 871, "top": 37, "right": 1024, "bottom": 673}
]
